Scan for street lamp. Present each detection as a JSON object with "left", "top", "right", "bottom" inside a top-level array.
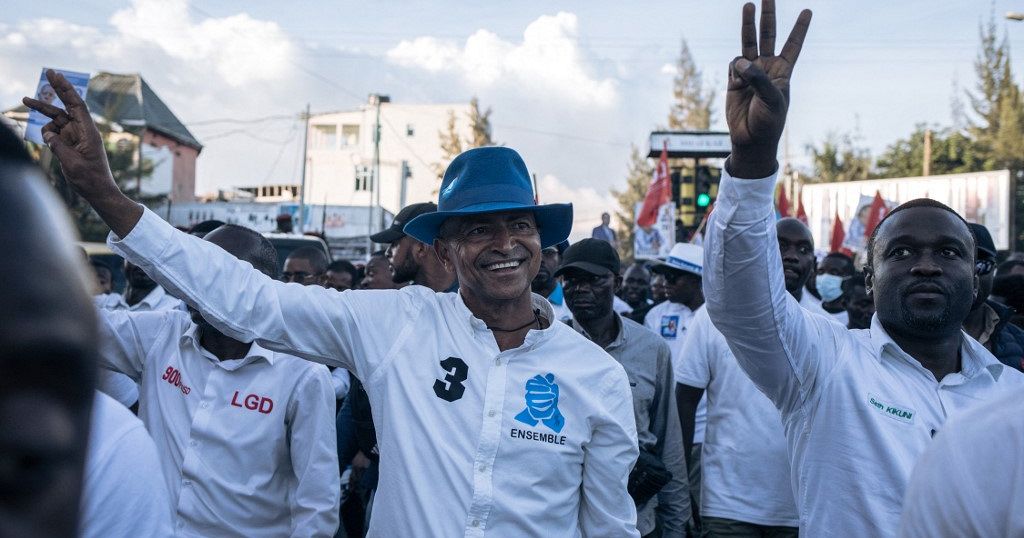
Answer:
[{"left": 1007, "top": 11, "right": 1024, "bottom": 21}]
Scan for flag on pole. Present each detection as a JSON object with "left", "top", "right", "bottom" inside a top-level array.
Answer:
[
  {"left": 796, "top": 194, "right": 808, "bottom": 225},
  {"left": 689, "top": 203, "right": 714, "bottom": 246},
  {"left": 863, "top": 191, "right": 888, "bottom": 239},
  {"left": 777, "top": 187, "right": 791, "bottom": 218},
  {"left": 830, "top": 212, "right": 846, "bottom": 253},
  {"left": 637, "top": 142, "right": 671, "bottom": 228}
]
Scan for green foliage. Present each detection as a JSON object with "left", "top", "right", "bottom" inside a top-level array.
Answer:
[
  {"left": 803, "top": 132, "right": 872, "bottom": 183},
  {"left": 874, "top": 125, "right": 986, "bottom": 178},
  {"left": 667, "top": 39, "right": 714, "bottom": 130},
  {"left": 433, "top": 97, "right": 493, "bottom": 191},
  {"left": 612, "top": 146, "right": 654, "bottom": 264}
]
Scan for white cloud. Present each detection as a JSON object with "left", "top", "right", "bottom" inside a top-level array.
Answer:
[
  {"left": 109, "top": 0, "right": 294, "bottom": 86},
  {"left": 660, "top": 62, "right": 677, "bottom": 75},
  {"left": 536, "top": 174, "right": 618, "bottom": 241},
  {"left": 387, "top": 12, "right": 617, "bottom": 108}
]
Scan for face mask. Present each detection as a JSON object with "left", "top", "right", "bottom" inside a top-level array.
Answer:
[{"left": 816, "top": 274, "right": 845, "bottom": 302}]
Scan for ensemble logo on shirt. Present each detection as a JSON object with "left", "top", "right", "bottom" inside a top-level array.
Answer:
[
  {"left": 514, "top": 373, "right": 565, "bottom": 433},
  {"left": 660, "top": 315, "right": 680, "bottom": 338},
  {"left": 867, "top": 393, "right": 915, "bottom": 425}
]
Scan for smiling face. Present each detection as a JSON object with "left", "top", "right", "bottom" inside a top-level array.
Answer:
[
  {"left": 435, "top": 211, "right": 541, "bottom": 305},
  {"left": 867, "top": 207, "right": 977, "bottom": 338},
  {"left": 776, "top": 218, "right": 816, "bottom": 297}
]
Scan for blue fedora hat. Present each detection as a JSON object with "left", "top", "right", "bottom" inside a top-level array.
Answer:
[{"left": 403, "top": 146, "right": 573, "bottom": 248}]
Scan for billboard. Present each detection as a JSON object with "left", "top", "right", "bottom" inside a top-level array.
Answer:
[{"left": 801, "top": 170, "right": 1012, "bottom": 252}]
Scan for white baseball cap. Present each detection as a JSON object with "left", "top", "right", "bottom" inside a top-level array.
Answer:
[{"left": 650, "top": 243, "right": 703, "bottom": 276}]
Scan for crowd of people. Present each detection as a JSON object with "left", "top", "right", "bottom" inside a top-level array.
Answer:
[{"left": 4, "top": 1, "right": 1024, "bottom": 537}]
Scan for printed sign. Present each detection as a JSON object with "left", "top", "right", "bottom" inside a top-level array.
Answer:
[
  {"left": 634, "top": 201, "right": 675, "bottom": 260},
  {"left": 25, "top": 68, "right": 90, "bottom": 145}
]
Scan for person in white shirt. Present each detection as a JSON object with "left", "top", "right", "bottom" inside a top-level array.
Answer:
[
  {"left": 899, "top": 389, "right": 1024, "bottom": 537},
  {"left": 377, "top": 202, "right": 458, "bottom": 292},
  {"left": 96, "top": 224, "right": 340, "bottom": 537},
  {"left": 80, "top": 391, "right": 173, "bottom": 538},
  {"left": 643, "top": 242, "right": 706, "bottom": 528},
  {"left": 815, "top": 252, "right": 855, "bottom": 325},
  {"left": 704, "top": 3, "right": 1024, "bottom": 536},
  {"left": 677, "top": 218, "right": 824, "bottom": 537},
  {"left": 95, "top": 260, "right": 186, "bottom": 312},
  {"left": 27, "top": 78, "right": 640, "bottom": 538}
]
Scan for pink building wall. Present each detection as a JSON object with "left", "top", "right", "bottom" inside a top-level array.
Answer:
[{"left": 143, "top": 129, "right": 199, "bottom": 203}]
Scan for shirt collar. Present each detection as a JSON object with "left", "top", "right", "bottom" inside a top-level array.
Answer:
[
  {"left": 547, "top": 281, "right": 565, "bottom": 306},
  {"left": 455, "top": 291, "right": 557, "bottom": 349},
  {"left": 179, "top": 323, "right": 277, "bottom": 367},
  {"left": 569, "top": 313, "right": 624, "bottom": 350},
  {"left": 868, "top": 314, "right": 1005, "bottom": 382},
  {"left": 135, "top": 285, "right": 167, "bottom": 309}
]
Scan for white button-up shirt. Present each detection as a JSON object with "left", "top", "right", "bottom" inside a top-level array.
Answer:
[
  {"left": 95, "top": 285, "right": 186, "bottom": 312},
  {"left": 644, "top": 301, "right": 707, "bottom": 444},
  {"left": 704, "top": 170, "right": 1024, "bottom": 537},
  {"left": 109, "top": 208, "right": 640, "bottom": 538},
  {"left": 97, "top": 309, "right": 340, "bottom": 537}
]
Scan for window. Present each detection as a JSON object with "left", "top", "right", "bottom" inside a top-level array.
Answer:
[
  {"left": 341, "top": 124, "right": 360, "bottom": 146},
  {"left": 406, "top": 124, "right": 415, "bottom": 137},
  {"left": 313, "top": 125, "right": 337, "bottom": 149},
  {"left": 355, "top": 166, "right": 373, "bottom": 192}
]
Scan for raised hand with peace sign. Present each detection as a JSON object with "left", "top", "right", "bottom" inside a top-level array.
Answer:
[
  {"left": 23, "top": 69, "right": 143, "bottom": 237},
  {"left": 725, "top": 0, "right": 812, "bottom": 179}
]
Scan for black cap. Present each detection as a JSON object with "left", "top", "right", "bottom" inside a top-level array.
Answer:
[
  {"left": 554, "top": 238, "right": 621, "bottom": 278},
  {"left": 370, "top": 202, "right": 438, "bottom": 244},
  {"left": 967, "top": 222, "right": 997, "bottom": 257}
]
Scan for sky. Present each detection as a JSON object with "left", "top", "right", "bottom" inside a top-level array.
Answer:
[{"left": 4, "top": 0, "right": 1024, "bottom": 231}]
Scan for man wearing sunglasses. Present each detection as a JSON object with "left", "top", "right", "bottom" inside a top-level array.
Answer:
[{"left": 963, "top": 223, "right": 1024, "bottom": 372}]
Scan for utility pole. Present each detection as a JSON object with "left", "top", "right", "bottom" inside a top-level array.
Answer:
[
  {"left": 297, "top": 103, "right": 310, "bottom": 234},
  {"left": 372, "top": 95, "right": 383, "bottom": 232},
  {"left": 923, "top": 128, "right": 932, "bottom": 177}
]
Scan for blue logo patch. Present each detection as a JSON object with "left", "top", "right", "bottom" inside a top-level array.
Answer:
[
  {"left": 660, "top": 315, "right": 680, "bottom": 338},
  {"left": 514, "top": 373, "right": 565, "bottom": 433}
]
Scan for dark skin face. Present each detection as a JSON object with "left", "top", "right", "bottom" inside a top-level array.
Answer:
[
  {"left": 0, "top": 166, "right": 97, "bottom": 537},
  {"left": 531, "top": 246, "right": 560, "bottom": 295},
  {"left": 844, "top": 283, "right": 874, "bottom": 329},
  {"left": 777, "top": 218, "right": 815, "bottom": 298},
  {"left": 970, "top": 251, "right": 996, "bottom": 310},
  {"left": 563, "top": 269, "right": 621, "bottom": 322},
  {"left": 92, "top": 265, "right": 112, "bottom": 294},
  {"left": 866, "top": 207, "right": 977, "bottom": 343},
  {"left": 818, "top": 256, "right": 854, "bottom": 277},
  {"left": 651, "top": 273, "right": 668, "bottom": 303},
  {"left": 282, "top": 256, "right": 322, "bottom": 286},
  {"left": 387, "top": 236, "right": 419, "bottom": 284},
  {"left": 324, "top": 270, "right": 354, "bottom": 292},
  {"left": 123, "top": 260, "right": 157, "bottom": 305},
  {"left": 360, "top": 256, "right": 400, "bottom": 289},
  {"left": 621, "top": 265, "right": 651, "bottom": 308},
  {"left": 662, "top": 269, "right": 703, "bottom": 309}
]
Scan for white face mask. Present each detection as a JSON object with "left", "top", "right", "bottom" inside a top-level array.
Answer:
[{"left": 816, "top": 274, "right": 845, "bottom": 302}]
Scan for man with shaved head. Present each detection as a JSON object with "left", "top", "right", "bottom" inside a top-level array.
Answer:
[
  {"left": 702, "top": 2, "right": 1024, "bottom": 536},
  {"left": 94, "top": 223, "right": 340, "bottom": 536},
  {"left": 29, "top": 71, "right": 639, "bottom": 536}
]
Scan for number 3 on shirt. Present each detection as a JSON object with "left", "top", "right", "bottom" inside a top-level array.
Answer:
[{"left": 433, "top": 356, "right": 469, "bottom": 402}]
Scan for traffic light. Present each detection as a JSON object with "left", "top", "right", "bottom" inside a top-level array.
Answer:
[
  {"left": 695, "top": 166, "right": 716, "bottom": 211},
  {"left": 696, "top": 191, "right": 711, "bottom": 208}
]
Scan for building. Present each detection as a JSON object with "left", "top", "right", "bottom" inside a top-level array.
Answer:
[
  {"left": 4, "top": 71, "right": 202, "bottom": 203},
  {"left": 304, "top": 96, "right": 473, "bottom": 216}
]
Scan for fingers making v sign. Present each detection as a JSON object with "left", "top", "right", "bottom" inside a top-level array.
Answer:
[{"left": 725, "top": 0, "right": 812, "bottom": 179}]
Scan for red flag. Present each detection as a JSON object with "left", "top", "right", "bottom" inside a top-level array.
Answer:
[
  {"left": 777, "top": 187, "right": 791, "bottom": 218},
  {"left": 830, "top": 212, "right": 845, "bottom": 253},
  {"left": 637, "top": 142, "right": 671, "bottom": 228},
  {"left": 863, "top": 191, "right": 888, "bottom": 239},
  {"left": 796, "top": 195, "right": 808, "bottom": 225}
]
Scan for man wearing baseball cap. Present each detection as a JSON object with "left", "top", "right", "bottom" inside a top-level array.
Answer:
[
  {"left": 963, "top": 222, "right": 1024, "bottom": 371},
  {"left": 370, "top": 202, "right": 456, "bottom": 291},
  {"left": 27, "top": 72, "right": 640, "bottom": 537},
  {"left": 557, "top": 239, "right": 690, "bottom": 537},
  {"left": 642, "top": 242, "right": 706, "bottom": 530}
]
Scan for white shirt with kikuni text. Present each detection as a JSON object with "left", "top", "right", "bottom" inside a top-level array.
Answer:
[
  {"left": 108, "top": 208, "right": 640, "bottom": 538},
  {"left": 704, "top": 170, "right": 1024, "bottom": 538},
  {"left": 96, "top": 309, "right": 340, "bottom": 538}
]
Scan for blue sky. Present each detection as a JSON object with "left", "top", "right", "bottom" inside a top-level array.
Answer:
[{"left": 4, "top": 1, "right": 1024, "bottom": 225}]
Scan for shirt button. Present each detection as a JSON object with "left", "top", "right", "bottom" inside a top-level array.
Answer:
[
  {"left": 487, "top": 410, "right": 496, "bottom": 417},
  {"left": 201, "top": 402, "right": 208, "bottom": 409},
  {"left": 183, "top": 480, "right": 191, "bottom": 486},
  {"left": 471, "top": 520, "right": 480, "bottom": 527},
  {"left": 494, "top": 357, "right": 500, "bottom": 365},
  {"left": 478, "top": 464, "right": 487, "bottom": 472}
]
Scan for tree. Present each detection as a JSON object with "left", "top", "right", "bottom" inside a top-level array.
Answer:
[
  {"left": 667, "top": 39, "right": 715, "bottom": 130},
  {"left": 964, "top": 11, "right": 1024, "bottom": 170},
  {"left": 432, "top": 97, "right": 493, "bottom": 191},
  {"left": 874, "top": 125, "right": 986, "bottom": 178},
  {"left": 612, "top": 146, "right": 654, "bottom": 264},
  {"left": 803, "top": 132, "right": 872, "bottom": 183}
]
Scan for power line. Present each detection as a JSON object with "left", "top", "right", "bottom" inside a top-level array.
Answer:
[{"left": 187, "top": 114, "right": 296, "bottom": 127}]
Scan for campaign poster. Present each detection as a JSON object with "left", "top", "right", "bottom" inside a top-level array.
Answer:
[
  {"left": 25, "top": 68, "right": 90, "bottom": 144},
  {"left": 634, "top": 201, "right": 675, "bottom": 260},
  {"left": 841, "top": 194, "right": 898, "bottom": 252}
]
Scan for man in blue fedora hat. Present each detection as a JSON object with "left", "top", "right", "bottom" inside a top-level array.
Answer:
[{"left": 27, "top": 74, "right": 642, "bottom": 537}]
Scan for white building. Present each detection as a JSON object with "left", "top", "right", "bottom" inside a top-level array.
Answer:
[{"left": 304, "top": 97, "right": 474, "bottom": 215}]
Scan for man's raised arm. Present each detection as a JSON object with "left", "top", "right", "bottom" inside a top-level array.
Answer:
[
  {"left": 704, "top": 1, "right": 843, "bottom": 413},
  {"left": 24, "top": 71, "right": 408, "bottom": 378}
]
